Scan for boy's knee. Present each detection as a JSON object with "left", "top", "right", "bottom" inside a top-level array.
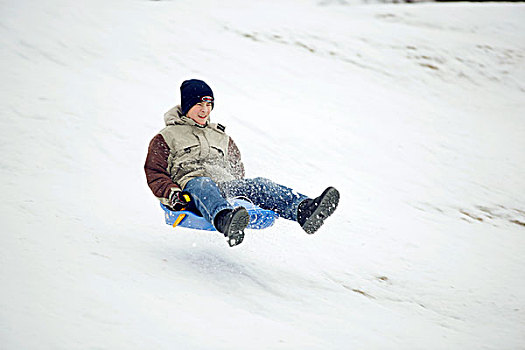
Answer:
[
  {"left": 253, "top": 177, "right": 271, "bottom": 184},
  {"left": 185, "top": 177, "right": 213, "bottom": 189}
]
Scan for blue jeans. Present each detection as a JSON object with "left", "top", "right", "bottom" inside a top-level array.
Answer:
[{"left": 183, "top": 177, "right": 308, "bottom": 226}]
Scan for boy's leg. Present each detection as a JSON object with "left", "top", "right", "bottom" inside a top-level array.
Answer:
[
  {"left": 217, "top": 177, "right": 308, "bottom": 221},
  {"left": 184, "top": 177, "right": 232, "bottom": 225},
  {"left": 184, "top": 177, "right": 250, "bottom": 242},
  {"left": 218, "top": 177, "right": 340, "bottom": 234}
]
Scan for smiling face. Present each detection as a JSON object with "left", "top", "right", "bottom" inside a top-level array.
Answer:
[{"left": 187, "top": 99, "right": 213, "bottom": 126}]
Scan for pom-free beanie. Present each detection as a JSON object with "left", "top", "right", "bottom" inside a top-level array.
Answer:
[{"left": 180, "top": 79, "right": 214, "bottom": 116}]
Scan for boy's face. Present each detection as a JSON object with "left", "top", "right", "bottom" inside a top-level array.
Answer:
[{"left": 187, "top": 100, "right": 213, "bottom": 125}]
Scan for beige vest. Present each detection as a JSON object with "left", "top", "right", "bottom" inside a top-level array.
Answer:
[{"left": 159, "top": 105, "right": 235, "bottom": 188}]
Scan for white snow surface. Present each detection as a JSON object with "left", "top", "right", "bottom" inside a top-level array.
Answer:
[{"left": 1, "top": 0, "right": 525, "bottom": 349}]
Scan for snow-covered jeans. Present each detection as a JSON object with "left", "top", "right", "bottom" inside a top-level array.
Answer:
[{"left": 183, "top": 177, "right": 308, "bottom": 226}]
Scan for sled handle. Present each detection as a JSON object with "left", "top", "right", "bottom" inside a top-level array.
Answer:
[
  {"left": 171, "top": 193, "right": 191, "bottom": 228},
  {"left": 172, "top": 213, "right": 186, "bottom": 228}
]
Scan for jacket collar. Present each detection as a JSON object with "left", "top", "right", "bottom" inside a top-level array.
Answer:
[{"left": 164, "top": 105, "right": 209, "bottom": 128}]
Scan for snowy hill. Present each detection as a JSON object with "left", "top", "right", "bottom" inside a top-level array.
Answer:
[{"left": 1, "top": 0, "right": 524, "bottom": 349}]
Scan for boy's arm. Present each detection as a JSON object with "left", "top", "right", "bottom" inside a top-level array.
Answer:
[{"left": 144, "top": 134, "right": 181, "bottom": 204}]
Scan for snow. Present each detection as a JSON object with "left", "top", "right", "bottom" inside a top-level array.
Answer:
[{"left": 1, "top": 0, "right": 525, "bottom": 349}]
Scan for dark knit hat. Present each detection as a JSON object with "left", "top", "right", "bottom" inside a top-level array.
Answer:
[{"left": 180, "top": 79, "right": 214, "bottom": 116}]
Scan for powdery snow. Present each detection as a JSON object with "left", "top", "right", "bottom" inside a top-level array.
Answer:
[{"left": 1, "top": 0, "right": 524, "bottom": 349}]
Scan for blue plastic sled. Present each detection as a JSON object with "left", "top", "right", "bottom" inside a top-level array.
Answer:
[{"left": 161, "top": 198, "right": 277, "bottom": 231}]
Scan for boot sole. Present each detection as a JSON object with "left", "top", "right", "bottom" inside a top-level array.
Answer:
[
  {"left": 302, "top": 187, "right": 340, "bottom": 234},
  {"left": 226, "top": 207, "right": 250, "bottom": 246}
]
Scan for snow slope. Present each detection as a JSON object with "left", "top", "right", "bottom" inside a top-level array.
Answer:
[{"left": 1, "top": 0, "right": 524, "bottom": 349}]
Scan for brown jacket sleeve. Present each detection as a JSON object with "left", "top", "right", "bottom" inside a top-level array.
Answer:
[
  {"left": 144, "top": 134, "right": 180, "bottom": 200},
  {"left": 228, "top": 137, "right": 245, "bottom": 179}
]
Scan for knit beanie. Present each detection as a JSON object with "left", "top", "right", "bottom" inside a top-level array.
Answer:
[{"left": 180, "top": 79, "right": 214, "bottom": 116}]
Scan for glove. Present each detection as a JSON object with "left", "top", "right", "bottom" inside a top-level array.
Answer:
[{"left": 168, "top": 187, "right": 191, "bottom": 211}]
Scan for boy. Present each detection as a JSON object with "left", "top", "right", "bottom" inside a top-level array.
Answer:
[{"left": 145, "top": 79, "right": 339, "bottom": 246}]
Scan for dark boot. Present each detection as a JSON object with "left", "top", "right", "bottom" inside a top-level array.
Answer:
[
  {"left": 214, "top": 207, "right": 250, "bottom": 246},
  {"left": 297, "top": 187, "right": 340, "bottom": 234}
]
